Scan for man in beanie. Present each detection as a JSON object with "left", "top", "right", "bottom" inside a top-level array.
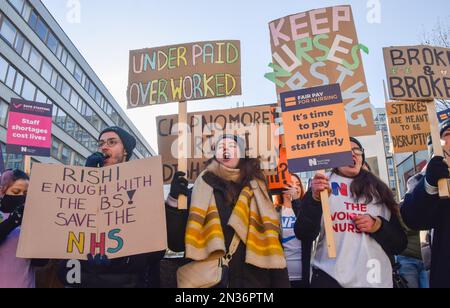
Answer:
[
  {"left": 59, "top": 127, "right": 165, "bottom": 288},
  {"left": 402, "top": 118, "right": 450, "bottom": 288},
  {"left": 86, "top": 126, "right": 137, "bottom": 168}
]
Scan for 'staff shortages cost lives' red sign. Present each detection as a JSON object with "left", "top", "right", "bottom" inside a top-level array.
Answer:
[{"left": 6, "top": 98, "right": 53, "bottom": 157}]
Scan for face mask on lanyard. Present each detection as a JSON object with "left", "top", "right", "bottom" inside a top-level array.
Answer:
[{"left": 0, "top": 195, "right": 26, "bottom": 213}]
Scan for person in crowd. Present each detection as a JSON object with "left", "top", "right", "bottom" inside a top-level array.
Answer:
[
  {"left": 275, "top": 174, "right": 307, "bottom": 288},
  {"left": 58, "top": 126, "right": 166, "bottom": 288},
  {"left": 401, "top": 119, "right": 450, "bottom": 288},
  {"left": 166, "top": 134, "right": 290, "bottom": 288},
  {"left": 0, "top": 169, "right": 47, "bottom": 288},
  {"left": 295, "top": 137, "right": 407, "bottom": 288}
]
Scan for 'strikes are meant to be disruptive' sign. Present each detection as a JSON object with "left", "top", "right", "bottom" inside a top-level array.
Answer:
[
  {"left": 6, "top": 99, "right": 53, "bottom": 157},
  {"left": 384, "top": 45, "right": 450, "bottom": 101},
  {"left": 267, "top": 5, "right": 375, "bottom": 137},
  {"left": 17, "top": 157, "right": 167, "bottom": 260},
  {"left": 386, "top": 101, "right": 431, "bottom": 154},
  {"left": 281, "top": 84, "right": 353, "bottom": 172},
  {"left": 128, "top": 41, "right": 242, "bottom": 107}
]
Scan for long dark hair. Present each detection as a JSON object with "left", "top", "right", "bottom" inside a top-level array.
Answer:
[{"left": 333, "top": 169, "right": 399, "bottom": 215}]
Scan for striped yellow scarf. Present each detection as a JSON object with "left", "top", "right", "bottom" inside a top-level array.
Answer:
[{"left": 185, "top": 161, "right": 286, "bottom": 269}]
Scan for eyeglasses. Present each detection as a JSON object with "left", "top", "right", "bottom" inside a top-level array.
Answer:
[
  {"left": 97, "top": 138, "right": 122, "bottom": 149},
  {"left": 352, "top": 147, "right": 364, "bottom": 156}
]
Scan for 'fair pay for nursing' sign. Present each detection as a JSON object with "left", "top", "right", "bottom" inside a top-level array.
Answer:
[
  {"left": 281, "top": 84, "right": 353, "bottom": 172},
  {"left": 6, "top": 99, "right": 53, "bottom": 157}
]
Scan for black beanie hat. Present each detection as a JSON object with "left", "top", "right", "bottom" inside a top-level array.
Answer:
[
  {"left": 100, "top": 126, "right": 136, "bottom": 161},
  {"left": 350, "top": 137, "right": 366, "bottom": 163}
]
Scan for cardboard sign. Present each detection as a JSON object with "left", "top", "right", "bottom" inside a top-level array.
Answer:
[
  {"left": 386, "top": 101, "right": 431, "bottom": 154},
  {"left": 6, "top": 99, "right": 53, "bottom": 157},
  {"left": 280, "top": 84, "right": 353, "bottom": 172},
  {"left": 127, "top": 41, "right": 242, "bottom": 108},
  {"left": 267, "top": 147, "right": 292, "bottom": 193},
  {"left": 17, "top": 157, "right": 167, "bottom": 260},
  {"left": 383, "top": 45, "right": 450, "bottom": 101},
  {"left": 268, "top": 5, "right": 375, "bottom": 137},
  {"left": 157, "top": 105, "right": 278, "bottom": 183},
  {"left": 438, "top": 108, "right": 450, "bottom": 123}
]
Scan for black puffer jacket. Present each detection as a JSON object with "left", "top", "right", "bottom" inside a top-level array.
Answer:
[
  {"left": 401, "top": 178, "right": 450, "bottom": 288},
  {"left": 58, "top": 251, "right": 165, "bottom": 288},
  {"left": 166, "top": 171, "right": 290, "bottom": 288}
]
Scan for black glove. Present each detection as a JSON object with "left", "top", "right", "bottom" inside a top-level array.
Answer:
[
  {"left": 7, "top": 204, "right": 24, "bottom": 227},
  {"left": 86, "top": 152, "right": 105, "bottom": 168},
  {"left": 169, "top": 172, "right": 188, "bottom": 199},
  {"left": 0, "top": 205, "right": 24, "bottom": 243},
  {"left": 426, "top": 156, "right": 450, "bottom": 187}
]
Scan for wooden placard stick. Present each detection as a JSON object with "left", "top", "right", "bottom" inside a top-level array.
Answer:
[
  {"left": 426, "top": 100, "right": 450, "bottom": 199},
  {"left": 178, "top": 101, "right": 188, "bottom": 210},
  {"left": 24, "top": 155, "right": 32, "bottom": 176},
  {"left": 317, "top": 169, "right": 337, "bottom": 259}
]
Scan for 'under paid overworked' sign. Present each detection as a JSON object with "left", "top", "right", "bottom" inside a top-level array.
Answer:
[
  {"left": 281, "top": 84, "right": 353, "bottom": 172},
  {"left": 128, "top": 40, "right": 242, "bottom": 107}
]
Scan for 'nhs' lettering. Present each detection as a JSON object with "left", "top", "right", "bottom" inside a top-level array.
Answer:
[{"left": 331, "top": 182, "right": 349, "bottom": 197}]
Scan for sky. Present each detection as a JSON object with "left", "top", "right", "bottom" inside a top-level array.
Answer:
[{"left": 40, "top": 0, "right": 449, "bottom": 151}]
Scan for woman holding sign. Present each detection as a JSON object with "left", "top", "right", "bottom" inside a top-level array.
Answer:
[
  {"left": 0, "top": 169, "right": 47, "bottom": 288},
  {"left": 166, "top": 135, "right": 290, "bottom": 288},
  {"left": 295, "top": 138, "right": 407, "bottom": 288}
]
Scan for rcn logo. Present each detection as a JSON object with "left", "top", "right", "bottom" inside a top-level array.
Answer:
[
  {"left": 331, "top": 182, "right": 349, "bottom": 197},
  {"left": 309, "top": 158, "right": 318, "bottom": 167}
]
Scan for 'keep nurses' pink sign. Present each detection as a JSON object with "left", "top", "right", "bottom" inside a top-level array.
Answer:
[{"left": 6, "top": 99, "right": 53, "bottom": 157}]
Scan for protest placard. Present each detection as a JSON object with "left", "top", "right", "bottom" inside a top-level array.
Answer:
[
  {"left": 384, "top": 45, "right": 450, "bottom": 101},
  {"left": 17, "top": 157, "right": 167, "bottom": 260},
  {"left": 6, "top": 99, "right": 53, "bottom": 157},
  {"left": 157, "top": 105, "right": 278, "bottom": 184},
  {"left": 281, "top": 84, "right": 353, "bottom": 172},
  {"left": 267, "top": 147, "right": 292, "bottom": 194},
  {"left": 128, "top": 40, "right": 241, "bottom": 108},
  {"left": 386, "top": 101, "right": 431, "bottom": 153},
  {"left": 267, "top": 5, "right": 375, "bottom": 137}
]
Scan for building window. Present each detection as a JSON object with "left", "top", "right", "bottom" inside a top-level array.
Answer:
[
  {"left": 40, "top": 60, "right": 52, "bottom": 82},
  {"left": 0, "top": 56, "right": 8, "bottom": 82},
  {"left": 46, "top": 32, "right": 58, "bottom": 54},
  {"left": 21, "top": 2, "right": 32, "bottom": 21},
  {"left": 5, "top": 65, "right": 17, "bottom": 89},
  {"left": 51, "top": 138, "right": 60, "bottom": 159},
  {"left": 55, "top": 108, "right": 67, "bottom": 129},
  {"left": 8, "top": 0, "right": 25, "bottom": 13},
  {"left": 35, "top": 17, "right": 48, "bottom": 41},
  {"left": 21, "top": 40, "right": 31, "bottom": 61},
  {"left": 0, "top": 100, "right": 9, "bottom": 127},
  {"left": 66, "top": 55, "right": 75, "bottom": 74},
  {"left": 28, "top": 10, "right": 38, "bottom": 29},
  {"left": 0, "top": 18, "right": 17, "bottom": 45},
  {"left": 61, "top": 80, "right": 71, "bottom": 101},
  {"left": 35, "top": 89, "right": 47, "bottom": 103},
  {"left": 13, "top": 33, "right": 25, "bottom": 54},
  {"left": 74, "top": 65, "right": 83, "bottom": 83},
  {"left": 29, "top": 47, "right": 43, "bottom": 71},
  {"left": 13, "top": 72, "right": 24, "bottom": 94},
  {"left": 22, "top": 79, "right": 36, "bottom": 101}
]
